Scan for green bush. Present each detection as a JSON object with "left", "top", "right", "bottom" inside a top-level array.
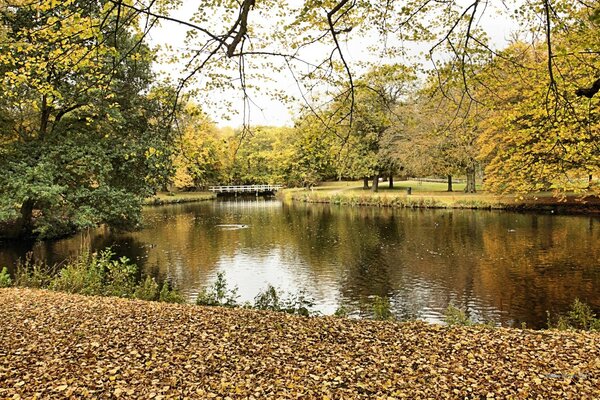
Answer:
[
  {"left": 14, "top": 254, "right": 53, "bottom": 288},
  {"left": 443, "top": 304, "right": 474, "bottom": 326},
  {"left": 549, "top": 299, "right": 600, "bottom": 331},
  {"left": 102, "top": 254, "right": 137, "bottom": 298},
  {"left": 159, "top": 281, "right": 185, "bottom": 303},
  {"left": 254, "top": 284, "right": 315, "bottom": 316},
  {"left": 196, "top": 272, "right": 239, "bottom": 307},
  {"left": 134, "top": 275, "right": 160, "bottom": 301},
  {"left": 372, "top": 296, "right": 394, "bottom": 320},
  {"left": 334, "top": 305, "right": 350, "bottom": 318},
  {"left": 253, "top": 284, "right": 280, "bottom": 311},
  {"left": 49, "top": 251, "right": 103, "bottom": 295},
  {"left": 49, "top": 249, "right": 137, "bottom": 298},
  {"left": 0, "top": 267, "right": 11, "bottom": 288}
]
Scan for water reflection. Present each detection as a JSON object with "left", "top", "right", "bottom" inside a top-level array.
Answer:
[{"left": 1, "top": 197, "right": 598, "bottom": 328}]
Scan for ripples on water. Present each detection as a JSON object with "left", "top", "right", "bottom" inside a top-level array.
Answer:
[{"left": 1, "top": 197, "right": 599, "bottom": 328}]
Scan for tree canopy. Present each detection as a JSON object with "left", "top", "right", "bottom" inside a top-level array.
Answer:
[{"left": 0, "top": 0, "right": 599, "bottom": 238}]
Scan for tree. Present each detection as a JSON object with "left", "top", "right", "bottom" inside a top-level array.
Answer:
[
  {"left": 478, "top": 40, "right": 600, "bottom": 194},
  {"left": 0, "top": 1, "right": 175, "bottom": 238},
  {"left": 326, "top": 64, "right": 417, "bottom": 191},
  {"left": 172, "top": 104, "right": 226, "bottom": 190}
]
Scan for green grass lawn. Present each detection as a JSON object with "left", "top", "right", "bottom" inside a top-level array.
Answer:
[{"left": 284, "top": 180, "right": 598, "bottom": 212}]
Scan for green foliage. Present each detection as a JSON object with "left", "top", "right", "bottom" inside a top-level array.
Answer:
[
  {"left": 50, "top": 249, "right": 136, "bottom": 298},
  {"left": 372, "top": 296, "right": 394, "bottom": 320},
  {"left": 0, "top": 2, "right": 176, "bottom": 239},
  {"left": 334, "top": 305, "right": 350, "bottom": 318},
  {"left": 134, "top": 276, "right": 160, "bottom": 301},
  {"left": 159, "top": 281, "right": 185, "bottom": 304},
  {"left": 13, "top": 247, "right": 184, "bottom": 303},
  {"left": 548, "top": 299, "right": 600, "bottom": 331},
  {"left": 49, "top": 252, "right": 104, "bottom": 295},
  {"left": 0, "top": 267, "right": 11, "bottom": 288},
  {"left": 443, "top": 305, "right": 474, "bottom": 327},
  {"left": 14, "top": 254, "right": 53, "bottom": 289},
  {"left": 253, "top": 284, "right": 315, "bottom": 316},
  {"left": 196, "top": 272, "right": 239, "bottom": 307},
  {"left": 253, "top": 284, "right": 281, "bottom": 311}
]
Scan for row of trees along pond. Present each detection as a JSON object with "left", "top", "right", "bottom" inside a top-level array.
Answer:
[{"left": 0, "top": 0, "right": 598, "bottom": 239}]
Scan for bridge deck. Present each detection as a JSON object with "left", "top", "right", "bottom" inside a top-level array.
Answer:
[{"left": 208, "top": 185, "right": 283, "bottom": 194}]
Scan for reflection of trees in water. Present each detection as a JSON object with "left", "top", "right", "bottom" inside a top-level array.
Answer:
[
  {"left": 1, "top": 200, "right": 598, "bottom": 328},
  {"left": 282, "top": 206, "right": 599, "bottom": 327},
  {"left": 477, "top": 215, "right": 600, "bottom": 327}
]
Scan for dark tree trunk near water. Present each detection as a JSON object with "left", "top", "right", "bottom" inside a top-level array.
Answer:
[
  {"left": 447, "top": 175, "right": 453, "bottom": 192},
  {"left": 372, "top": 175, "right": 379, "bottom": 193},
  {"left": 389, "top": 175, "right": 394, "bottom": 189},
  {"left": 11, "top": 199, "right": 35, "bottom": 238},
  {"left": 363, "top": 177, "right": 370, "bottom": 190},
  {"left": 465, "top": 169, "right": 476, "bottom": 193}
]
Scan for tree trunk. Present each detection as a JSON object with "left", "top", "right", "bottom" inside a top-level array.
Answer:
[
  {"left": 372, "top": 175, "right": 379, "bottom": 193},
  {"left": 389, "top": 175, "right": 394, "bottom": 189},
  {"left": 465, "top": 169, "right": 476, "bottom": 193},
  {"left": 17, "top": 199, "right": 35, "bottom": 237},
  {"left": 363, "top": 177, "right": 370, "bottom": 190},
  {"left": 589, "top": 174, "right": 593, "bottom": 188},
  {"left": 447, "top": 175, "right": 453, "bottom": 192}
]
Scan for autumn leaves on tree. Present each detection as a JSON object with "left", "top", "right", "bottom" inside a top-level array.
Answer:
[{"left": 0, "top": 0, "right": 599, "bottom": 239}]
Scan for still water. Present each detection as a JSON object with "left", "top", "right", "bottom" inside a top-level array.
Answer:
[{"left": 2, "top": 198, "right": 599, "bottom": 328}]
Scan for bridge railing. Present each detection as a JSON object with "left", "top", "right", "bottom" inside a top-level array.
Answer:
[{"left": 208, "top": 185, "right": 283, "bottom": 193}]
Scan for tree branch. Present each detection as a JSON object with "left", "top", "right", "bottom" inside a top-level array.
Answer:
[{"left": 575, "top": 77, "right": 600, "bottom": 98}]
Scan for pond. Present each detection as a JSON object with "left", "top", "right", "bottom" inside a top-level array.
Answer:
[{"left": 1, "top": 198, "right": 599, "bottom": 328}]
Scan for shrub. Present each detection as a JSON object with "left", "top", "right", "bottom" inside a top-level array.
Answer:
[
  {"left": 133, "top": 275, "right": 160, "bottom": 301},
  {"left": 549, "top": 299, "right": 600, "bottom": 331},
  {"left": 102, "top": 254, "right": 137, "bottom": 298},
  {"left": 334, "top": 305, "right": 350, "bottom": 318},
  {"left": 50, "top": 249, "right": 137, "bottom": 298},
  {"left": 14, "top": 253, "right": 52, "bottom": 288},
  {"left": 254, "top": 284, "right": 315, "bottom": 316},
  {"left": 443, "top": 304, "right": 474, "bottom": 326},
  {"left": 0, "top": 267, "right": 11, "bottom": 288},
  {"left": 372, "top": 295, "right": 394, "bottom": 320},
  {"left": 49, "top": 251, "right": 103, "bottom": 295},
  {"left": 196, "top": 272, "right": 239, "bottom": 307},
  {"left": 253, "top": 284, "right": 281, "bottom": 311},
  {"left": 159, "top": 281, "right": 185, "bottom": 303}
]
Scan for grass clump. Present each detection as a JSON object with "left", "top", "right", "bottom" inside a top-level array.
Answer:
[
  {"left": 134, "top": 275, "right": 160, "bottom": 301},
  {"left": 11, "top": 248, "right": 184, "bottom": 304},
  {"left": 14, "top": 254, "right": 53, "bottom": 288},
  {"left": 253, "top": 284, "right": 315, "bottom": 316},
  {"left": 372, "top": 295, "right": 394, "bottom": 320},
  {"left": 159, "top": 280, "right": 185, "bottom": 303},
  {"left": 334, "top": 305, "right": 350, "bottom": 318},
  {"left": 548, "top": 299, "right": 600, "bottom": 331},
  {"left": 49, "top": 249, "right": 137, "bottom": 298},
  {"left": 443, "top": 304, "right": 474, "bottom": 326},
  {"left": 0, "top": 267, "right": 11, "bottom": 288},
  {"left": 196, "top": 272, "right": 239, "bottom": 307}
]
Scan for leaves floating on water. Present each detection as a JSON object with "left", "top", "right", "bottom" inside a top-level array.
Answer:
[{"left": 1, "top": 288, "right": 599, "bottom": 398}]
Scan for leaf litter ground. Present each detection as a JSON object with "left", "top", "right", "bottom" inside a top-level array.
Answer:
[{"left": 0, "top": 288, "right": 598, "bottom": 399}]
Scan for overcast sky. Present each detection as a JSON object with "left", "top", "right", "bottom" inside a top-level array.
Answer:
[{"left": 147, "top": 2, "right": 515, "bottom": 128}]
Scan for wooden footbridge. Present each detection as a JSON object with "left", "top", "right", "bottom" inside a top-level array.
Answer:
[{"left": 208, "top": 184, "right": 283, "bottom": 195}]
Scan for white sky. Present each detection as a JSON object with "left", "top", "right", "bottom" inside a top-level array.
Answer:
[{"left": 147, "top": 1, "right": 516, "bottom": 128}]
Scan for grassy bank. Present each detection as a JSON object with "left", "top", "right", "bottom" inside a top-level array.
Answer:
[
  {"left": 144, "top": 191, "right": 216, "bottom": 206},
  {"left": 284, "top": 180, "right": 600, "bottom": 214},
  {"left": 1, "top": 288, "right": 598, "bottom": 398}
]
